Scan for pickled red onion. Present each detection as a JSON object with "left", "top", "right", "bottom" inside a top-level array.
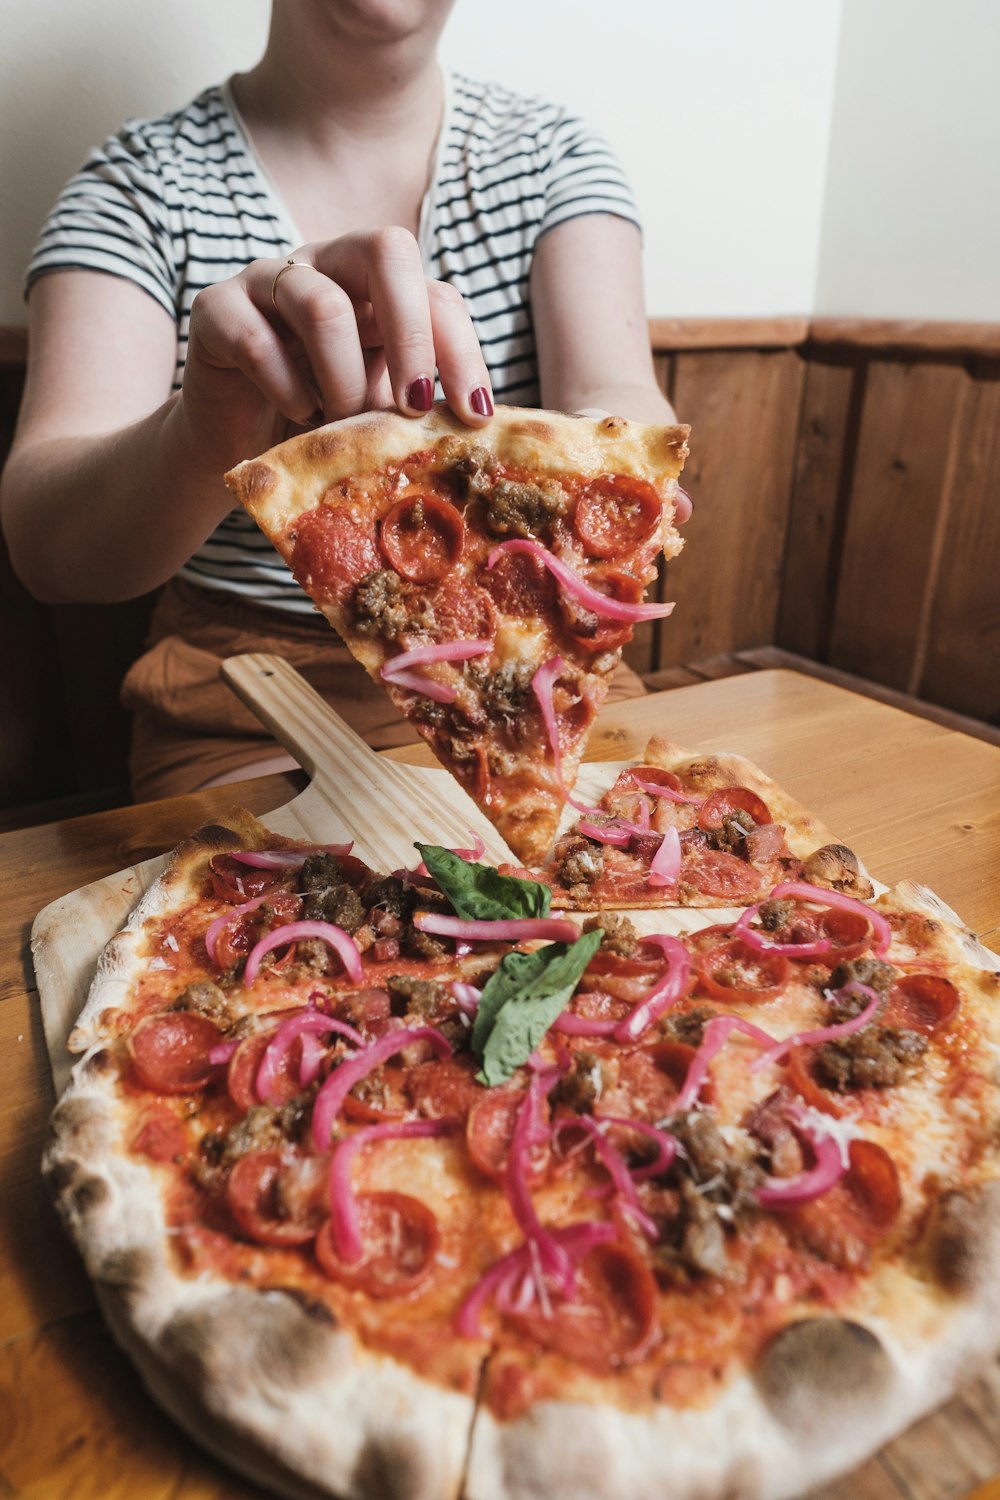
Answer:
[
  {"left": 756, "top": 1106, "right": 850, "bottom": 1208},
  {"left": 629, "top": 775, "right": 703, "bottom": 807},
  {"left": 614, "top": 934, "right": 690, "bottom": 1043},
  {"left": 413, "top": 911, "right": 578, "bottom": 943},
  {"left": 204, "top": 893, "right": 272, "bottom": 966},
  {"left": 750, "top": 981, "right": 881, "bottom": 1073},
  {"left": 244, "top": 920, "right": 363, "bottom": 987},
  {"left": 573, "top": 1118, "right": 658, "bottom": 1239},
  {"left": 311, "top": 1025, "right": 452, "bottom": 1149},
  {"left": 298, "top": 1031, "right": 327, "bottom": 1089},
  {"left": 456, "top": 1221, "right": 617, "bottom": 1338},
  {"left": 487, "top": 540, "right": 675, "bottom": 622},
  {"left": 531, "top": 656, "right": 598, "bottom": 815},
  {"left": 256, "top": 1011, "right": 363, "bottom": 1106},
  {"left": 648, "top": 826, "right": 681, "bottom": 888},
  {"left": 672, "top": 1014, "right": 777, "bottom": 1114},
  {"left": 208, "top": 1038, "right": 240, "bottom": 1066},
  {"left": 729, "top": 904, "right": 833, "bottom": 959},
  {"left": 450, "top": 982, "right": 482, "bottom": 1015},
  {"left": 596, "top": 1116, "right": 678, "bottom": 1181},
  {"left": 769, "top": 881, "right": 892, "bottom": 957},
  {"left": 553, "top": 1011, "right": 618, "bottom": 1037},
  {"left": 229, "top": 842, "right": 353, "bottom": 870},
  {"left": 381, "top": 639, "right": 491, "bottom": 703},
  {"left": 576, "top": 819, "right": 633, "bottom": 847},
  {"left": 328, "top": 1118, "right": 453, "bottom": 1263},
  {"left": 505, "top": 1078, "right": 572, "bottom": 1292}
]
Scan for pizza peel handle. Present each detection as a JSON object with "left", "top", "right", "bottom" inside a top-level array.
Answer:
[{"left": 220, "top": 652, "right": 515, "bottom": 869}]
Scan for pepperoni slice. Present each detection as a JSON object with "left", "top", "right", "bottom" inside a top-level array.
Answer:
[
  {"left": 208, "top": 854, "right": 283, "bottom": 902},
  {"left": 790, "top": 1139, "right": 901, "bottom": 1269},
  {"left": 128, "top": 1011, "right": 224, "bottom": 1095},
  {"left": 816, "top": 907, "right": 874, "bottom": 963},
  {"left": 226, "top": 1151, "right": 325, "bottom": 1247},
  {"left": 288, "top": 505, "right": 381, "bottom": 605},
  {"left": 482, "top": 546, "right": 555, "bottom": 618},
  {"left": 697, "top": 787, "right": 772, "bottom": 831},
  {"left": 380, "top": 495, "right": 464, "bottom": 583},
  {"left": 606, "top": 1043, "right": 700, "bottom": 1121},
  {"left": 509, "top": 1243, "right": 658, "bottom": 1369},
  {"left": 681, "top": 849, "right": 766, "bottom": 901},
  {"left": 212, "top": 888, "right": 301, "bottom": 971},
  {"left": 845, "top": 1139, "right": 902, "bottom": 1228},
  {"left": 561, "top": 571, "right": 645, "bottom": 652},
  {"left": 579, "top": 945, "right": 666, "bottom": 1005},
  {"left": 694, "top": 938, "right": 790, "bottom": 1004},
  {"left": 422, "top": 580, "right": 497, "bottom": 644},
  {"left": 314, "top": 1192, "right": 439, "bottom": 1297},
  {"left": 342, "top": 1063, "right": 409, "bottom": 1124},
  {"left": 573, "top": 475, "right": 662, "bottom": 559},
  {"left": 884, "top": 974, "right": 959, "bottom": 1032},
  {"left": 785, "top": 1046, "right": 848, "bottom": 1119},
  {"left": 131, "top": 1107, "right": 188, "bottom": 1161},
  {"left": 467, "top": 1089, "right": 550, "bottom": 1182},
  {"left": 227, "top": 1026, "right": 303, "bottom": 1113},
  {"left": 406, "top": 1055, "right": 483, "bottom": 1122}
]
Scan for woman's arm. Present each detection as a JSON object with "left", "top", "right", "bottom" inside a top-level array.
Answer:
[
  {"left": 530, "top": 214, "right": 679, "bottom": 425},
  {"left": 1, "top": 231, "right": 494, "bottom": 604}
]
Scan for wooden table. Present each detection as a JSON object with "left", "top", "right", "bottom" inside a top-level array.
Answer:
[{"left": 2, "top": 669, "right": 999, "bottom": 1500}]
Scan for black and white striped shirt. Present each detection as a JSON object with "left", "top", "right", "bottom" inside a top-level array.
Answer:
[{"left": 26, "top": 71, "right": 640, "bottom": 615}]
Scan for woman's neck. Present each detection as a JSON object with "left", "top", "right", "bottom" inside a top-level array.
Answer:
[{"left": 234, "top": 3, "right": 447, "bottom": 159}]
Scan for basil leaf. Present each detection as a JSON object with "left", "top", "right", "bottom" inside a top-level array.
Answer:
[
  {"left": 416, "top": 844, "right": 551, "bottom": 922},
  {"left": 472, "top": 929, "right": 603, "bottom": 1086}
]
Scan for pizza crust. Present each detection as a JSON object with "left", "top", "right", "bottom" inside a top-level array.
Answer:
[
  {"left": 42, "top": 806, "right": 1000, "bottom": 1500},
  {"left": 43, "top": 1067, "right": 475, "bottom": 1500},
  {"left": 225, "top": 405, "right": 690, "bottom": 541}
]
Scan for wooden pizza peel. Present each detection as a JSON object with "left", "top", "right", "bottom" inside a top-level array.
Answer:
[{"left": 31, "top": 651, "right": 716, "bottom": 1097}]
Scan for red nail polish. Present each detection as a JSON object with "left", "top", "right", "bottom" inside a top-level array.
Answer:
[
  {"left": 470, "top": 386, "right": 494, "bottom": 417},
  {"left": 407, "top": 376, "right": 433, "bottom": 412}
]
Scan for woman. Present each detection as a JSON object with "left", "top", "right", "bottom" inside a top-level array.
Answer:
[{"left": 1, "top": 0, "right": 682, "bottom": 798}]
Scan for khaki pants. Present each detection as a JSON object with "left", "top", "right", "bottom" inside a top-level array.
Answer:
[{"left": 122, "top": 579, "right": 647, "bottom": 803}]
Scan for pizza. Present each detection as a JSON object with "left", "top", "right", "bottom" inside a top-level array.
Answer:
[
  {"left": 43, "top": 806, "right": 1000, "bottom": 1500},
  {"left": 530, "top": 736, "right": 875, "bottom": 909},
  {"left": 223, "top": 405, "right": 688, "bottom": 865}
]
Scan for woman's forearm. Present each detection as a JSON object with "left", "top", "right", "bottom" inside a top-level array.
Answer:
[{"left": 1, "top": 395, "right": 239, "bottom": 604}]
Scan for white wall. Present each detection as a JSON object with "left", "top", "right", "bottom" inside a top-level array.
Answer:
[
  {"left": 0, "top": 0, "right": 841, "bottom": 323},
  {"left": 814, "top": 0, "right": 1000, "bottom": 320}
]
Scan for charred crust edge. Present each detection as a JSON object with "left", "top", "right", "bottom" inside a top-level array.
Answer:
[{"left": 754, "top": 1318, "right": 893, "bottom": 1432}]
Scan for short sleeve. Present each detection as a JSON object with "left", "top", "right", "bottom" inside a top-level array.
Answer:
[
  {"left": 24, "top": 123, "right": 177, "bottom": 318},
  {"left": 537, "top": 114, "right": 642, "bottom": 240}
]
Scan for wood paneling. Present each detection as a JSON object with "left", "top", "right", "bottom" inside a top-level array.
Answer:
[
  {"left": 810, "top": 318, "right": 1000, "bottom": 360},
  {"left": 918, "top": 369, "right": 1000, "bottom": 722},
  {"left": 828, "top": 360, "right": 968, "bottom": 690},
  {"left": 649, "top": 316, "right": 809, "bottom": 351},
  {"left": 777, "top": 357, "right": 859, "bottom": 659},
  {"left": 658, "top": 347, "right": 806, "bottom": 666}
]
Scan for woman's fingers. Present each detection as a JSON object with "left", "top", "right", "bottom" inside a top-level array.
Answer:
[
  {"left": 210, "top": 230, "right": 493, "bottom": 426},
  {"left": 188, "top": 279, "right": 318, "bottom": 424},
  {"left": 268, "top": 260, "right": 370, "bottom": 420},
  {"left": 427, "top": 278, "right": 493, "bottom": 424},
  {"left": 303, "top": 232, "right": 493, "bottom": 423}
]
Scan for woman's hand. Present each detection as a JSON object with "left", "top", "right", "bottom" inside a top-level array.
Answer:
[{"left": 178, "top": 228, "right": 494, "bottom": 466}]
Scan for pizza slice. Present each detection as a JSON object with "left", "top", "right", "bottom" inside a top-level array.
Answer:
[
  {"left": 531, "top": 735, "right": 875, "bottom": 909},
  {"left": 224, "top": 404, "right": 688, "bottom": 865}
]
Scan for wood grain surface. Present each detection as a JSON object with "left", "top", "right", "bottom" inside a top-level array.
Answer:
[{"left": 2, "top": 669, "right": 1000, "bottom": 1500}]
